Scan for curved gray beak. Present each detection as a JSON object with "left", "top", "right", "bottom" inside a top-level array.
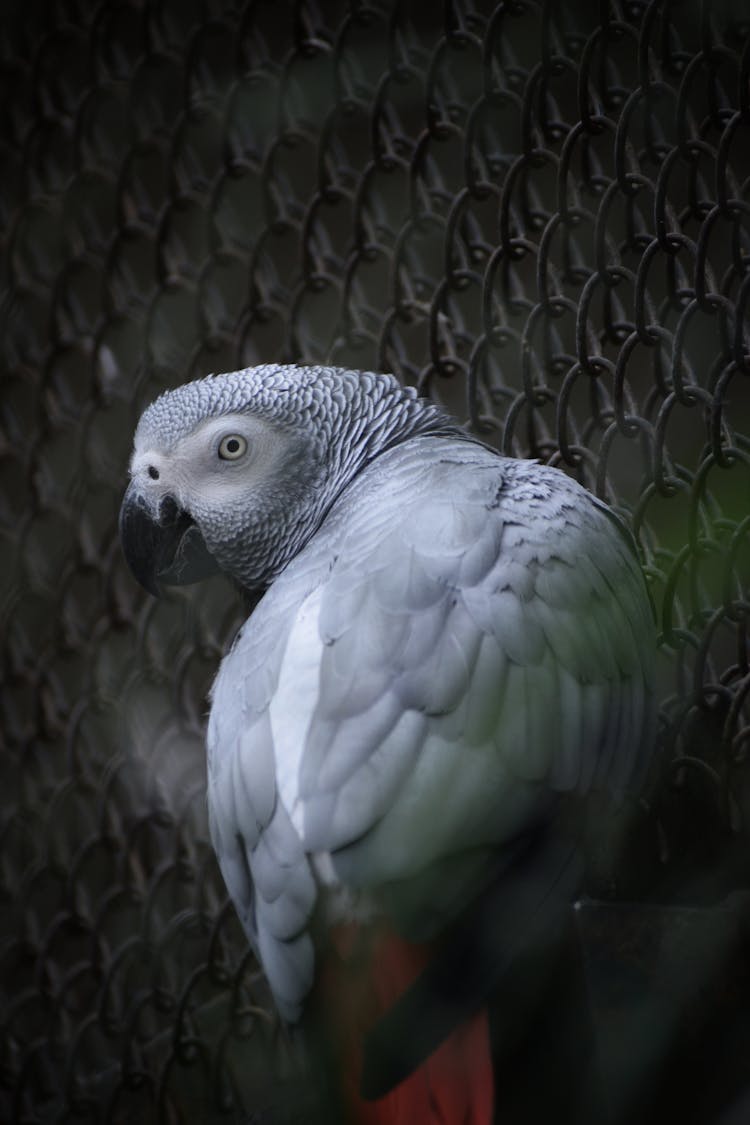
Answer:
[{"left": 119, "top": 482, "right": 220, "bottom": 595}]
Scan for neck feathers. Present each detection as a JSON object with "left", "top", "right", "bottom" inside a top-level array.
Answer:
[{"left": 318, "top": 369, "right": 466, "bottom": 493}]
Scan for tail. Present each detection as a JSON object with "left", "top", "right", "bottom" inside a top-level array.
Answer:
[{"left": 317, "top": 923, "right": 494, "bottom": 1125}]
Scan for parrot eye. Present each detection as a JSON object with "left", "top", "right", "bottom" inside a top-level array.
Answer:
[{"left": 218, "top": 434, "right": 248, "bottom": 461}]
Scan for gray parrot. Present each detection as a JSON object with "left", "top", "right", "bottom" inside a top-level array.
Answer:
[{"left": 120, "top": 364, "right": 656, "bottom": 1124}]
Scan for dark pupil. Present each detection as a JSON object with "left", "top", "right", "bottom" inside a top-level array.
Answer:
[{"left": 226, "top": 439, "right": 239, "bottom": 453}]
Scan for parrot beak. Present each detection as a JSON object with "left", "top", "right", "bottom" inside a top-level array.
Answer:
[{"left": 119, "top": 483, "right": 221, "bottom": 595}]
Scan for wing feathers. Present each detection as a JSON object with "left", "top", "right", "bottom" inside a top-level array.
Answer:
[
  {"left": 462, "top": 584, "right": 547, "bottom": 665},
  {"left": 519, "top": 661, "right": 555, "bottom": 781},
  {"left": 317, "top": 623, "right": 394, "bottom": 717},
  {"left": 550, "top": 664, "right": 583, "bottom": 791},
  {"left": 302, "top": 692, "right": 403, "bottom": 793},
  {"left": 373, "top": 544, "right": 445, "bottom": 612},
  {"left": 393, "top": 605, "right": 482, "bottom": 715},
  {"left": 303, "top": 710, "right": 426, "bottom": 852},
  {"left": 257, "top": 927, "right": 314, "bottom": 1021},
  {"left": 206, "top": 438, "right": 656, "bottom": 1021},
  {"left": 237, "top": 723, "right": 276, "bottom": 829}
]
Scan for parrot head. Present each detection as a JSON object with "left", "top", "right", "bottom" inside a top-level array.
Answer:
[{"left": 120, "top": 364, "right": 458, "bottom": 594}]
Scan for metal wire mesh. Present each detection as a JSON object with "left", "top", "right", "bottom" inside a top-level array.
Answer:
[{"left": 1, "top": 0, "right": 749, "bottom": 1121}]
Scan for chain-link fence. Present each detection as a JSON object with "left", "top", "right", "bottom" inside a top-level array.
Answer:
[{"left": 1, "top": 0, "right": 749, "bottom": 1122}]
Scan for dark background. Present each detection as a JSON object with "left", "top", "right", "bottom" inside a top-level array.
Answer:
[{"left": 1, "top": 0, "right": 749, "bottom": 1121}]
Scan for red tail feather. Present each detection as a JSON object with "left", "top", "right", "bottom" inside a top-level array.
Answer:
[{"left": 318, "top": 924, "right": 494, "bottom": 1125}]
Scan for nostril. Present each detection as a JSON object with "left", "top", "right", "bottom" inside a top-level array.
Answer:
[{"left": 148, "top": 466, "right": 160, "bottom": 480}]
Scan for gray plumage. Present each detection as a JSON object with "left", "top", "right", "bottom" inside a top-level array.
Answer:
[{"left": 120, "top": 364, "right": 657, "bottom": 1023}]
